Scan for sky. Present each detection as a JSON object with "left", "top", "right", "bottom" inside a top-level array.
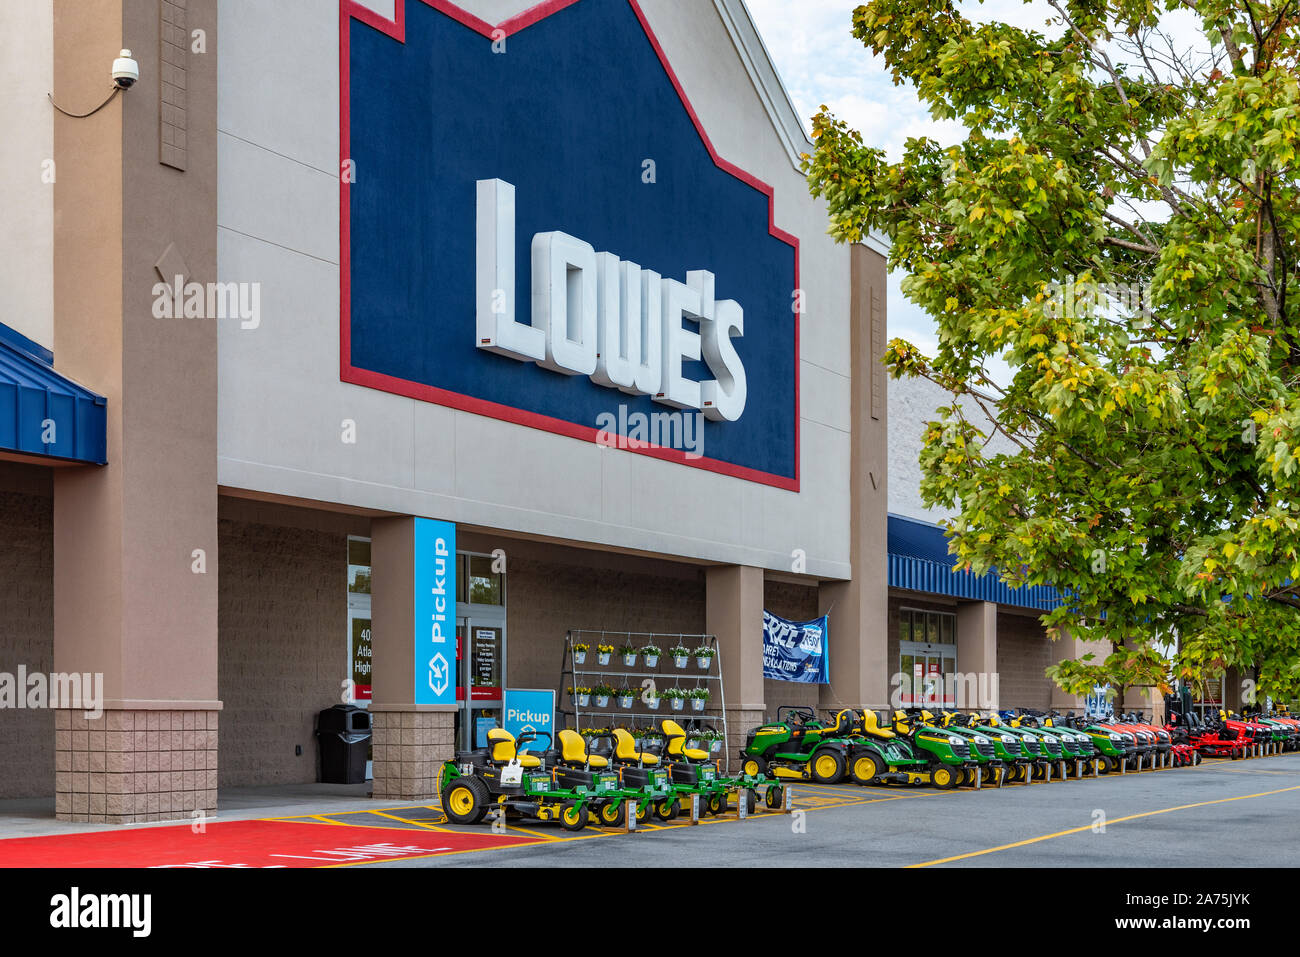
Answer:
[
  {"left": 742, "top": 0, "right": 1066, "bottom": 364},
  {"left": 741, "top": 0, "right": 1210, "bottom": 376}
]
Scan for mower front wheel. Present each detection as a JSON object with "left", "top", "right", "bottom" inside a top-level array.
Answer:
[
  {"left": 810, "top": 748, "right": 846, "bottom": 784},
  {"left": 740, "top": 756, "right": 767, "bottom": 778},
  {"left": 654, "top": 797, "right": 679, "bottom": 821},
  {"left": 850, "top": 752, "right": 884, "bottom": 786},
  {"left": 765, "top": 785, "right": 784, "bottom": 809},
  {"left": 930, "top": 765, "right": 958, "bottom": 790},
  {"left": 559, "top": 801, "right": 587, "bottom": 832},
  {"left": 707, "top": 791, "right": 728, "bottom": 816},
  {"left": 441, "top": 775, "right": 491, "bottom": 825},
  {"left": 596, "top": 799, "right": 625, "bottom": 828}
]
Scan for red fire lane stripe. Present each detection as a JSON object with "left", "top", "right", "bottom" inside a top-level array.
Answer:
[{"left": 0, "top": 820, "right": 542, "bottom": 868}]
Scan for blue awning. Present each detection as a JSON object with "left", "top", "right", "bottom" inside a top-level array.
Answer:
[
  {"left": 0, "top": 335, "right": 107, "bottom": 465},
  {"left": 888, "top": 513, "right": 1060, "bottom": 612}
]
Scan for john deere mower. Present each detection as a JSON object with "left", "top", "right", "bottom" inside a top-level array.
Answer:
[
  {"left": 865, "top": 709, "right": 978, "bottom": 789},
  {"left": 739, "top": 707, "right": 860, "bottom": 784},
  {"left": 439, "top": 729, "right": 611, "bottom": 831},
  {"left": 842, "top": 709, "right": 932, "bottom": 786},
  {"left": 920, "top": 710, "right": 1003, "bottom": 787}
]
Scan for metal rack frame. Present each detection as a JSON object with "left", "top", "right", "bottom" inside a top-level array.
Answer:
[{"left": 558, "top": 630, "right": 727, "bottom": 757}]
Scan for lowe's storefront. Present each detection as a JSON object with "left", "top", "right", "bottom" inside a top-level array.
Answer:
[{"left": 0, "top": 0, "right": 1085, "bottom": 823}]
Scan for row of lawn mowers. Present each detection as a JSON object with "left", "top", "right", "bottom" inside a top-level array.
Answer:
[
  {"left": 438, "top": 719, "right": 782, "bottom": 832},
  {"left": 737, "top": 704, "right": 1300, "bottom": 790}
]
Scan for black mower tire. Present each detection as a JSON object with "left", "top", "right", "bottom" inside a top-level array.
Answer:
[
  {"left": 654, "top": 797, "right": 679, "bottom": 821},
  {"left": 765, "top": 785, "right": 783, "bottom": 809},
  {"left": 740, "top": 756, "right": 767, "bottom": 778},
  {"left": 597, "top": 799, "right": 625, "bottom": 828},
  {"left": 809, "top": 748, "right": 846, "bottom": 784},
  {"left": 441, "top": 775, "right": 491, "bottom": 825},
  {"left": 707, "top": 791, "right": 727, "bottom": 816},
  {"left": 635, "top": 800, "right": 652, "bottom": 824},
  {"left": 744, "top": 789, "right": 758, "bottom": 814},
  {"left": 930, "top": 764, "right": 958, "bottom": 790},
  {"left": 559, "top": 801, "right": 587, "bottom": 831},
  {"left": 849, "top": 751, "right": 885, "bottom": 786}
]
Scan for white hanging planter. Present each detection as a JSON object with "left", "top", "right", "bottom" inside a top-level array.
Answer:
[
  {"left": 575, "top": 694, "right": 590, "bottom": 707},
  {"left": 595, "top": 695, "right": 610, "bottom": 708},
  {"left": 673, "top": 655, "right": 688, "bottom": 669},
  {"left": 622, "top": 653, "right": 637, "bottom": 667},
  {"left": 670, "top": 697, "right": 685, "bottom": 711},
  {"left": 696, "top": 656, "right": 713, "bottom": 670},
  {"left": 643, "top": 655, "right": 659, "bottom": 668},
  {"left": 646, "top": 697, "right": 661, "bottom": 710},
  {"left": 573, "top": 651, "right": 586, "bottom": 665},
  {"left": 691, "top": 698, "right": 707, "bottom": 712},
  {"left": 618, "top": 695, "right": 634, "bottom": 709},
  {"left": 597, "top": 653, "right": 611, "bottom": 666},
  {"left": 710, "top": 739, "right": 722, "bottom": 753}
]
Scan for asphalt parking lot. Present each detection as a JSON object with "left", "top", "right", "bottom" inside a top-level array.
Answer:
[{"left": 329, "top": 753, "right": 1300, "bottom": 868}]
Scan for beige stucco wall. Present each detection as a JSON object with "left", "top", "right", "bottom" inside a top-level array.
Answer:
[{"left": 0, "top": 0, "right": 55, "bottom": 351}]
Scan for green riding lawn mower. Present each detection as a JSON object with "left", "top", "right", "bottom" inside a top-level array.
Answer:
[
  {"left": 439, "top": 721, "right": 786, "bottom": 831},
  {"left": 740, "top": 707, "right": 977, "bottom": 789},
  {"left": 735, "top": 703, "right": 1208, "bottom": 792}
]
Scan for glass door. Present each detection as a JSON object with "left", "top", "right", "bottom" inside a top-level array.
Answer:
[{"left": 456, "top": 552, "right": 507, "bottom": 750}]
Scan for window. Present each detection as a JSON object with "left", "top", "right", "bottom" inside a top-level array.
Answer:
[{"left": 466, "top": 554, "right": 504, "bottom": 606}]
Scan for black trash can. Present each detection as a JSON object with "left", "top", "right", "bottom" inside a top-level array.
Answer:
[{"left": 316, "top": 705, "right": 372, "bottom": 784}]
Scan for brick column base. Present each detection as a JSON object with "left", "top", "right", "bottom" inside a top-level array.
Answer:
[
  {"left": 723, "top": 707, "right": 765, "bottom": 774},
  {"left": 55, "top": 709, "right": 218, "bottom": 824},
  {"left": 371, "top": 710, "right": 455, "bottom": 800}
]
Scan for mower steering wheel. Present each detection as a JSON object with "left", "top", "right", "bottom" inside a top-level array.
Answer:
[{"left": 779, "top": 706, "right": 816, "bottom": 726}]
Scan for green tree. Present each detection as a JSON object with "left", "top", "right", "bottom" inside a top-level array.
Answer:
[{"left": 805, "top": 0, "right": 1300, "bottom": 707}]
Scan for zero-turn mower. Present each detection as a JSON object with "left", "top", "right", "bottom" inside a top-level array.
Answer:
[{"left": 439, "top": 729, "right": 610, "bottom": 831}]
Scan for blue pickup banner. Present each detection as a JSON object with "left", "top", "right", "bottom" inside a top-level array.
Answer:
[
  {"left": 762, "top": 611, "right": 830, "bottom": 683},
  {"left": 413, "top": 517, "right": 456, "bottom": 706},
  {"left": 503, "top": 688, "right": 556, "bottom": 755}
]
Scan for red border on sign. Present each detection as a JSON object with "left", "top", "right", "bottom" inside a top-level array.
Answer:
[{"left": 339, "top": 0, "right": 801, "bottom": 491}]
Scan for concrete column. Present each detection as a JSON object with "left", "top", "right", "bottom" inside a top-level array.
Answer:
[
  {"left": 1048, "top": 627, "right": 1106, "bottom": 714},
  {"left": 369, "top": 517, "right": 455, "bottom": 799},
  {"left": 706, "top": 565, "right": 763, "bottom": 772},
  {"left": 51, "top": 0, "right": 220, "bottom": 824},
  {"left": 956, "top": 601, "right": 998, "bottom": 709},
  {"left": 817, "top": 242, "right": 890, "bottom": 710}
]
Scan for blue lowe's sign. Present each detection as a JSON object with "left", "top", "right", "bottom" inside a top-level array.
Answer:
[
  {"left": 414, "top": 518, "right": 456, "bottom": 705},
  {"left": 762, "top": 611, "right": 830, "bottom": 684},
  {"left": 503, "top": 688, "right": 557, "bottom": 755},
  {"left": 341, "top": 0, "right": 800, "bottom": 488}
]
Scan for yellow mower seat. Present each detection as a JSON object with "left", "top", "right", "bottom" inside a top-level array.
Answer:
[
  {"left": 486, "top": 729, "right": 541, "bottom": 768},
  {"left": 860, "top": 710, "right": 895, "bottom": 738},
  {"left": 557, "top": 729, "right": 608, "bottom": 769},
  {"left": 613, "top": 728, "right": 660, "bottom": 765},
  {"left": 662, "top": 720, "right": 709, "bottom": 761}
]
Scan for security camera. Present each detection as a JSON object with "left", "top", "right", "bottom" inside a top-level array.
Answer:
[{"left": 111, "top": 49, "right": 139, "bottom": 89}]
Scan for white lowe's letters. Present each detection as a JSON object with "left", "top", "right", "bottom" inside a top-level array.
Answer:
[{"left": 474, "top": 178, "right": 746, "bottom": 419}]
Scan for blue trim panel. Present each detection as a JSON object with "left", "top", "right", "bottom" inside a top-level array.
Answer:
[
  {"left": 0, "top": 340, "right": 107, "bottom": 464},
  {"left": 0, "top": 321, "right": 54, "bottom": 366},
  {"left": 887, "top": 514, "right": 1061, "bottom": 612}
]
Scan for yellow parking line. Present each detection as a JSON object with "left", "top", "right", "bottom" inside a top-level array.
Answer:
[
  {"left": 262, "top": 803, "right": 439, "bottom": 822},
  {"left": 907, "top": 784, "right": 1300, "bottom": 868},
  {"left": 366, "top": 810, "right": 452, "bottom": 832}
]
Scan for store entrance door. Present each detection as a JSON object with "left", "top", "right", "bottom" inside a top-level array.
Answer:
[
  {"left": 457, "top": 605, "right": 506, "bottom": 751},
  {"left": 900, "top": 644, "right": 957, "bottom": 708}
]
